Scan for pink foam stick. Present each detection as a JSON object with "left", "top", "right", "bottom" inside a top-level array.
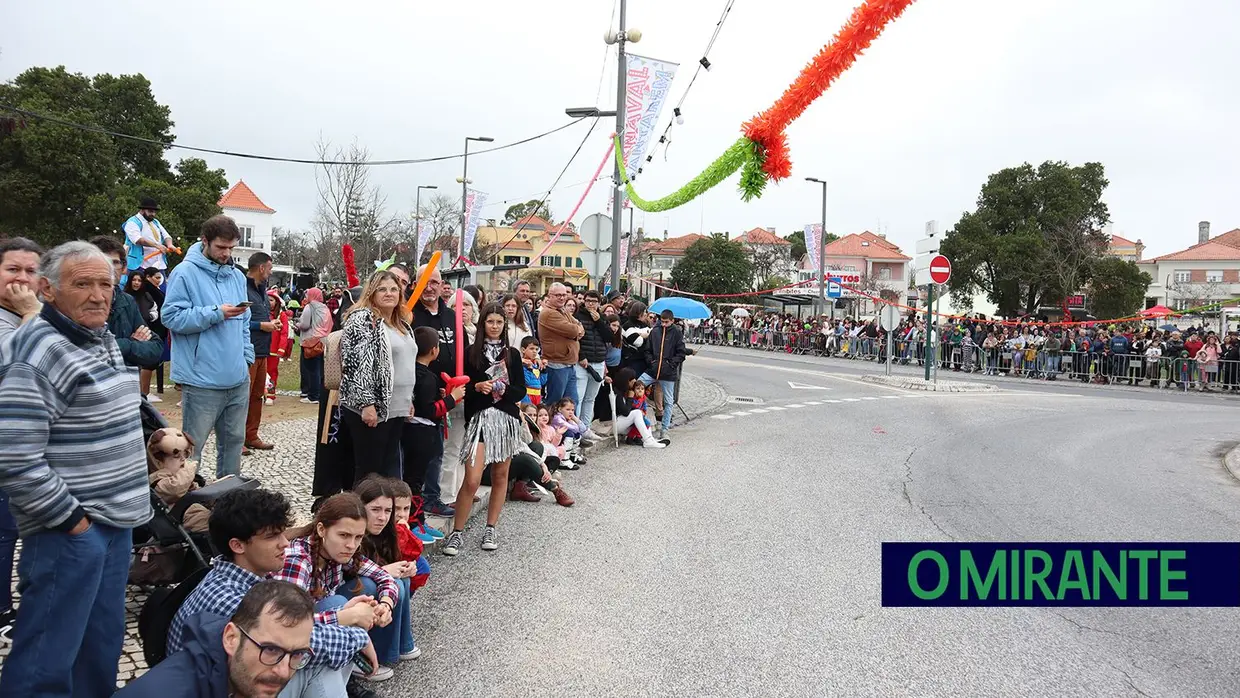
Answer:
[{"left": 455, "top": 288, "right": 464, "bottom": 378}]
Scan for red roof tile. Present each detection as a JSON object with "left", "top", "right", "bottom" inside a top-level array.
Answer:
[
  {"left": 1108, "top": 234, "right": 1140, "bottom": 247},
  {"left": 648, "top": 233, "right": 707, "bottom": 255},
  {"left": 1208, "top": 228, "right": 1240, "bottom": 250},
  {"left": 218, "top": 181, "right": 275, "bottom": 214},
  {"left": 736, "top": 227, "right": 791, "bottom": 246},
  {"left": 1148, "top": 240, "right": 1240, "bottom": 262},
  {"left": 512, "top": 215, "right": 552, "bottom": 231},
  {"left": 824, "top": 233, "right": 910, "bottom": 261}
]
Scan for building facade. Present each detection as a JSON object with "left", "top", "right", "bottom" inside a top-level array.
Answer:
[
  {"left": 218, "top": 181, "right": 276, "bottom": 268},
  {"left": 1138, "top": 222, "right": 1240, "bottom": 312}
]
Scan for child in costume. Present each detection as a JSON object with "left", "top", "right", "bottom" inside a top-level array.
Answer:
[{"left": 146, "top": 428, "right": 210, "bottom": 533}]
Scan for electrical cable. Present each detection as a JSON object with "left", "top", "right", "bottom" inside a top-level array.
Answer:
[
  {"left": 482, "top": 173, "right": 610, "bottom": 210},
  {"left": 633, "top": 0, "right": 737, "bottom": 180},
  {"left": 490, "top": 118, "right": 601, "bottom": 263},
  {"left": 0, "top": 101, "right": 587, "bottom": 166}
]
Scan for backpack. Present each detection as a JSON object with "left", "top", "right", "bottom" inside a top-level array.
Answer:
[
  {"left": 137, "top": 564, "right": 211, "bottom": 667},
  {"left": 322, "top": 330, "right": 344, "bottom": 391}
]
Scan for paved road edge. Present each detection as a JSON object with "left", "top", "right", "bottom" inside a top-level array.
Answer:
[{"left": 1223, "top": 444, "right": 1240, "bottom": 484}]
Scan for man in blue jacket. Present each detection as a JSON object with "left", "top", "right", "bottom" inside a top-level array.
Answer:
[
  {"left": 91, "top": 236, "right": 165, "bottom": 368},
  {"left": 118, "top": 580, "right": 314, "bottom": 698},
  {"left": 163, "top": 215, "right": 254, "bottom": 478}
]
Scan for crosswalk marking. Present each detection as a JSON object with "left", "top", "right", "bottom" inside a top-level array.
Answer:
[
  {"left": 767, "top": 406, "right": 787, "bottom": 411},
  {"left": 842, "top": 398, "right": 862, "bottom": 402},
  {"left": 705, "top": 391, "right": 967, "bottom": 424},
  {"left": 731, "top": 411, "right": 751, "bottom": 416},
  {"left": 861, "top": 397, "right": 879, "bottom": 401},
  {"left": 881, "top": 395, "right": 901, "bottom": 399},
  {"left": 749, "top": 408, "right": 769, "bottom": 413},
  {"left": 805, "top": 401, "right": 821, "bottom": 405}
]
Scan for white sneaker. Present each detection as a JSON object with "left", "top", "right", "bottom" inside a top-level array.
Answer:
[
  {"left": 582, "top": 429, "right": 603, "bottom": 442},
  {"left": 264, "top": 397, "right": 274, "bottom": 406},
  {"left": 299, "top": 397, "right": 318, "bottom": 404},
  {"left": 400, "top": 646, "right": 422, "bottom": 661},
  {"left": 146, "top": 394, "right": 162, "bottom": 403},
  {"left": 354, "top": 665, "right": 395, "bottom": 682},
  {"left": 642, "top": 438, "right": 667, "bottom": 449}
]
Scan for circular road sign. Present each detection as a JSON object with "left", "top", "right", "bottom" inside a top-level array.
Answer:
[{"left": 929, "top": 254, "right": 952, "bottom": 285}]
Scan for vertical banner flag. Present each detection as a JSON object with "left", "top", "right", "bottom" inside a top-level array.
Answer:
[
  {"left": 462, "top": 189, "right": 488, "bottom": 259},
  {"left": 415, "top": 219, "right": 434, "bottom": 265},
  {"left": 615, "top": 53, "right": 679, "bottom": 209},
  {"left": 805, "top": 223, "right": 823, "bottom": 274},
  {"left": 618, "top": 235, "right": 631, "bottom": 278}
]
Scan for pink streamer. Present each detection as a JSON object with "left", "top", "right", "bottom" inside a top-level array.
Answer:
[{"left": 531, "top": 141, "right": 615, "bottom": 261}]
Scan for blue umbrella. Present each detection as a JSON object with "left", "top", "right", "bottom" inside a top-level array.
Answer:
[{"left": 649, "top": 296, "right": 712, "bottom": 320}]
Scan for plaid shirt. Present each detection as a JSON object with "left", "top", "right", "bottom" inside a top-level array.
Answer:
[
  {"left": 168, "top": 557, "right": 368, "bottom": 670},
  {"left": 273, "top": 537, "right": 400, "bottom": 626}
]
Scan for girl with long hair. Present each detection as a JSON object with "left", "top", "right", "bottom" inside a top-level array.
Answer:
[
  {"left": 442, "top": 302, "right": 527, "bottom": 556},
  {"left": 274, "top": 492, "right": 399, "bottom": 682},
  {"left": 353, "top": 477, "right": 421, "bottom": 665},
  {"left": 126, "top": 267, "right": 168, "bottom": 399},
  {"left": 339, "top": 271, "right": 417, "bottom": 480}
]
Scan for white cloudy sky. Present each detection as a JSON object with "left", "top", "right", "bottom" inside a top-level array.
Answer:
[{"left": 4, "top": 0, "right": 1237, "bottom": 257}]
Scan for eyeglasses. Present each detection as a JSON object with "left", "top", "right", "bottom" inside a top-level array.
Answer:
[{"left": 236, "top": 625, "right": 314, "bottom": 670}]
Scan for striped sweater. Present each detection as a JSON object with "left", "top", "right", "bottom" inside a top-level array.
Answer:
[{"left": 0, "top": 304, "right": 152, "bottom": 536}]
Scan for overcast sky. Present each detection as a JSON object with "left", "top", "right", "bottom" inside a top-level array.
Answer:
[{"left": 5, "top": 0, "right": 1237, "bottom": 258}]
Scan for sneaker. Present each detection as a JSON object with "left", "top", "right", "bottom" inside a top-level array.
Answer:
[
  {"left": 299, "top": 397, "right": 318, "bottom": 404},
  {"left": 264, "top": 397, "right": 275, "bottom": 406},
  {"left": 416, "top": 523, "right": 444, "bottom": 540},
  {"left": 642, "top": 438, "right": 667, "bottom": 449},
  {"left": 410, "top": 526, "right": 436, "bottom": 544},
  {"left": 582, "top": 429, "right": 603, "bottom": 443},
  {"left": 658, "top": 437, "right": 671, "bottom": 446},
  {"left": 400, "top": 646, "right": 422, "bottom": 661},
  {"left": 442, "top": 531, "right": 464, "bottom": 557},
  {"left": 355, "top": 665, "right": 394, "bottom": 682},
  {"left": 424, "top": 500, "right": 455, "bottom": 518},
  {"left": 480, "top": 526, "right": 498, "bottom": 551},
  {"left": 146, "top": 394, "right": 162, "bottom": 403}
]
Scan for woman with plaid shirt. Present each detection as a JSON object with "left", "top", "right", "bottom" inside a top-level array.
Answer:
[{"left": 273, "top": 492, "right": 400, "bottom": 683}]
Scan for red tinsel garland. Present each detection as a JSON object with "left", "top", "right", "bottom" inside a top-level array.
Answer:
[
  {"left": 342, "top": 244, "right": 360, "bottom": 288},
  {"left": 743, "top": 0, "right": 917, "bottom": 181}
]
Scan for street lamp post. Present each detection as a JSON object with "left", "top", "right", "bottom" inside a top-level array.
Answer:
[
  {"left": 460, "top": 136, "right": 494, "bottom": 263},
  {"left": 415, "top": 184, "right": 437, "bottom": 265},
  {"left": 806, "top": 177, "right": 828, "bottom": 317}
]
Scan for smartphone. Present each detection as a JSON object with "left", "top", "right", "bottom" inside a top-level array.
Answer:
[
  {"left": 237, "top": 301, "right": 253, "bottom": 307},
  {"left": 352, "top": 653, "right": 373, "bottom": 675}
]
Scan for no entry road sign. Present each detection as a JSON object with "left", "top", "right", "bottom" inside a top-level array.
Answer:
[{"left": 929, "top": 255, "right": 952, "bottom": 285}]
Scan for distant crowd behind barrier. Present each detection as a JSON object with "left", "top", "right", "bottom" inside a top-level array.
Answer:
[{"left": 689, "top": 313, "right": 1240, "bottom": 392}]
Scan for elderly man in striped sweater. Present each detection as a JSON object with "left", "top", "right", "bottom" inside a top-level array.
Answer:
[{"left": 0, "top": 241, "right": 153, "bottom": 698}]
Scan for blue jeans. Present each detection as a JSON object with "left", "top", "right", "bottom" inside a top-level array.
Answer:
[
  {"left": 0, "top": 489, "right": 16, "bottom": 611},
  {"left": 639, "top": 374, "right": 676, "bottom": 431},
  {"left": 0, "top": 522, "right": 131, "bottom": 698},
  {"left": 341, "top": 577, "right": 405, "bottom": 665},
  {"left": 300, "top": 348, "right": 323, "bottom": 402},
  {"left": 574, "top": 361, "right": 604, "bottom": 428},
  {"left": 544, "top": 363, "right": 577, "bottom": 406},
  {"left": 182, "top": 382, "right": 249, "bottom": 478}
]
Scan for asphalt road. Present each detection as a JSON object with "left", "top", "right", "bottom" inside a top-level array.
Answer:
[{"left": 386, "top": 347, "right": 1240, "bottom": 698}]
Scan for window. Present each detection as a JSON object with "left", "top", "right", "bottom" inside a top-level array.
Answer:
[
  {"left": 844, "top": 265, "right": 856, "bottom": 272},
  {"left": 554, "top": 255, "right": 562, "bottom": 267},
  {"left": 1207, "top": 270, "right": 1223, "bottom": 283},
  {"left": 237, "top": 226, "right": 254, "bottom": 247},
  {"left": 878, "top": 267, "right": 891, "bottom": 280},
  {"left": 503, "top": 255, "right": 523, "bottom": 265},
  {"left": 1172, "top": 298, "right": 1194, "bottom": 311},
  {"left": 1174, "top": 270, "right": 1191, "bottom": 283},
  {"left": 576, "top": 257, "right": 583, "bottom": 268}
]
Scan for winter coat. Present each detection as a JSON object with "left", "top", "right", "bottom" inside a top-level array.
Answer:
[
  {"left": 163, "top": 242, "right": 253, "bottom": 389},
  {"left": 340, "top": 308, "right": 411, "bottom": 422},
  {"left": 463, "top": 344, "right": 527, "bottom": 421},
  {"left": 643, "top": 322, "right": 687, "bottom": 381},
  {"left": 245, "top": 276, "right": 273, "bottom": 359},
  {"left": 108, "top": 287, "right": 164, "bottom": 369},
  {"left": 411, "top": 298, "right": 458, "bottom": 380},
  {"left": 114, "top": 612, "right": 228, "bottom": 698},
  {"left": 620, "top": 320, "right": 650, "bottom": 375},
  {"left": 537, "top": 306, "right": 583, "bottom": 364},
  {"left": 574, "top": 307, "right": 614, "bottom": 364}
]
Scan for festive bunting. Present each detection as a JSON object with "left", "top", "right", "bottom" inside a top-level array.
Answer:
[{"left": 620, "top": 0, "right": 917, "bottom": 211}]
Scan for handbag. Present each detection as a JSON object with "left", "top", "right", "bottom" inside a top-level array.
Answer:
[
  {"left": 322, "top": 330, "right": 344, "bottom": 390},
  {"left": 302, "top": 336, "right": 325, "bottom": 358}
]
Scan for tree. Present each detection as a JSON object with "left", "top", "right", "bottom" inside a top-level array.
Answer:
[
  {"left": 0, "top": 66, "right": 222, "bottom": 248},
  {"left": 669, "top": 234, "right": 752, "bottom": 297},
  {"left": 939, "top": 161, "right": 1110, "bottom": 316},
  {"left": 784, "top": 229, "right": 838, "bottom": 264},
  {"left": 412, "top": 192, "right": 462, "bottom": 265},
  {"left": 502, "top": 199, "right": 553, "bottom": 225},
  {"left": 310, "top": 137, "right": 400, "bottom": 282},
  {"left": 746, "top": 244, "right": 788, "bottom": 288},
  {"left": 1087, "top": 258, "right": 1151, "bottom": 319},
  {"left": 758, "top": 275, "right": 791, "bottom": 292}
]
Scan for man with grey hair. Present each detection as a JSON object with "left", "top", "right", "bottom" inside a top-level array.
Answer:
[
  {"left": 538, "top": 281, "right": 584, "bottom": 404},
  {"left": 0, "top": 240, "right": 152, "bottom": 698}
]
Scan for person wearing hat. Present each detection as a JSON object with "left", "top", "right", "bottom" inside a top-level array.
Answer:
[{"left": 123, "top": 196, "right": 178, "bottom": 272}]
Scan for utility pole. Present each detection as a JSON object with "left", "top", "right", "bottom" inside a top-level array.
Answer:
[
  {"left": 806, "top": 178, "right": 828, "bottom": 317},
  {"left": 609, "top": 0, "right": 628, "bottom": 293}
]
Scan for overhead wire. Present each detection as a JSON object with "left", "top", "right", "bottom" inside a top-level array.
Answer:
[
  {"left": 0, "top": 101, "right": 587, "bottom": 166},
  {"left": 632, "top": 0, "right": 737, "bottom": 181}
]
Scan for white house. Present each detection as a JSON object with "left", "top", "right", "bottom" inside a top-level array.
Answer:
[
  {"left": 1138, "top": 221, "right": 1240, "bottom": 311},
  {"left": 218, "top": 180, "right": 277, "bottom": 268}
]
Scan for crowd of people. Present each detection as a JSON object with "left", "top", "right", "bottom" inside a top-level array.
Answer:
[
  {"left": 0, "top": 205, "right": 692, "bottom": 698},
  {"left": 697, "top": 311, "right": 1240, "bottom": 390}
]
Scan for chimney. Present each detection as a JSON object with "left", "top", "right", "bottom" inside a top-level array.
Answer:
[
  {"left": 663, "top": 229, "right": 668, "bottom": 241},
  {"left": 1199, "top": 221, "right": 1211, "bottom": 244},
  {"left": 765, "top": 226, "right": 775, "bottom": 234}
]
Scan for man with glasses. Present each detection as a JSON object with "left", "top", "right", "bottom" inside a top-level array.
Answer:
[
  {"left": 538, "top": 282, "right": 584, "bottom": 405},
  {"left": 169, "top": 488, "right": 374, "bottom": 698},
  {"left": 121, "top": 580, "right": 315, "bottom": 698},
  {"left": 513, "top": 280, "right": 538, "bottom": 339}
]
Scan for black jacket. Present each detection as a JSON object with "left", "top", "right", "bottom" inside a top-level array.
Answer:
[
  {"left": 574, "top": 308, "right": 615, "bottom": 364},
  {"left": 413, "top": 361, "right": 457, "bottom": 427},
  {"left": 109, "top": 288, "right": 164, "bottom": 369},
  {"left": 643, "top": 322, "right": 687, "bottom": 381},
  {"left": 412, "top": 299, "right": 458, "bottom": 380},
  {"left": 246, "top": 276, "right": 272, "bottom": 358},
  {"left": 463, "top": 345, "right": 527, "bottom": 421},
  {"left": 114, "top": 612, "right": 227, "bottom": 698},
  {"left": 620, "top": 319, "right": 650, "bottom": 376}
]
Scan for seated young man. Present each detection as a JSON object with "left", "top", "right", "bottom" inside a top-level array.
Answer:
[{"left": 169, "top": 488, "right": 378, "bottom": 698}]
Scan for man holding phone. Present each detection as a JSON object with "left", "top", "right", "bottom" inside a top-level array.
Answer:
[
  {"left": 163, "top": 215, "right": 254, "bottom": 478},
  {"left": 244, "top": 253, "right": 279, "bottom": 455}
]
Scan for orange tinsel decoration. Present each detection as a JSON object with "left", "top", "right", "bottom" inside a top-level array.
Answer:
[{"left": 743, "top": 0, "right": 917, "bottom": 181}]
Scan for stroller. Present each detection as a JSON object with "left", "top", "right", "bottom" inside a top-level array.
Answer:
[{"left": 130, "top": 398, "right": 261, "bottom": 587}]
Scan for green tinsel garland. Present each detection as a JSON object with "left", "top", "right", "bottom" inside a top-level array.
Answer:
[{"left": 615, "top": 135, "right": 768, "bottom": 213}]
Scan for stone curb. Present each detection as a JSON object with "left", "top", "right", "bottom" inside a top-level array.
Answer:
[
  {"left": 1223, "top": 444, "right": 1240, "bottom": 484},
  {"left": 861, "top": 374, "right": 998, "bottom": 392}
]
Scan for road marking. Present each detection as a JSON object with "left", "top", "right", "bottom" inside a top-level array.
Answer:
[
  {"left": 731, "top": 411, "right": 751, "bottom": 416},
  {"left": 805, "top": 401, "right": 822, "bottom": 405},
  {"left": 826, "top": 399, "right": 842, "bottom": 403},
  {"left": 787, "top": 381, "right": 830, "bottom": 390},
  {"left": 787, "top": 403, "right": 805, "bottom": 408},
  {"left": 711, "top": 414, "right": 734, "bottom": 420},
  {"left": 749, "top": 408, "right": 769, "bottom": 413},
  {"left": 842, "top": 398, "right": 862, "bottom": 402},
  {"left": 861, "top": 396, "right": 879, "bottom": 400},
  {"left": 767, "top": 406, "right": 787, "bottom": 411},
  {"left": 881, "top": 395, "right": 901, "bottom": 399}
]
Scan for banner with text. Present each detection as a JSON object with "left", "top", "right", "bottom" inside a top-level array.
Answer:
[
  {"left": 416, "top": 219, "right": 434, "bottom": 264},
  {"left": 616, "top": 53, "right": 679, "bottom": 209},
  {"left": 462, "top": 189, "right": 488, "bottom": 259},
  {"left": 618, "top": 234, "right": 630, "bottom": 278},
  {"left": 805, "top": 223, "right": 823, "bottom": 272}
]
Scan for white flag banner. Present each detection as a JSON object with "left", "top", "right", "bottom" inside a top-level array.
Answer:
[
  {"left": 618, "top": 235, "right": 631, "bottom": 277},
  {"left": 620, "top": 53, "right": 679, "bottom": 208},
  {"left": 462, "top": 189, "right": 488, "bottom": 259},
  {"left": 415, "top": 219, "right": 434, "bottom": 264},
  {"left": 805, "top": 223, "right": 823, "bottom": 274}
]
